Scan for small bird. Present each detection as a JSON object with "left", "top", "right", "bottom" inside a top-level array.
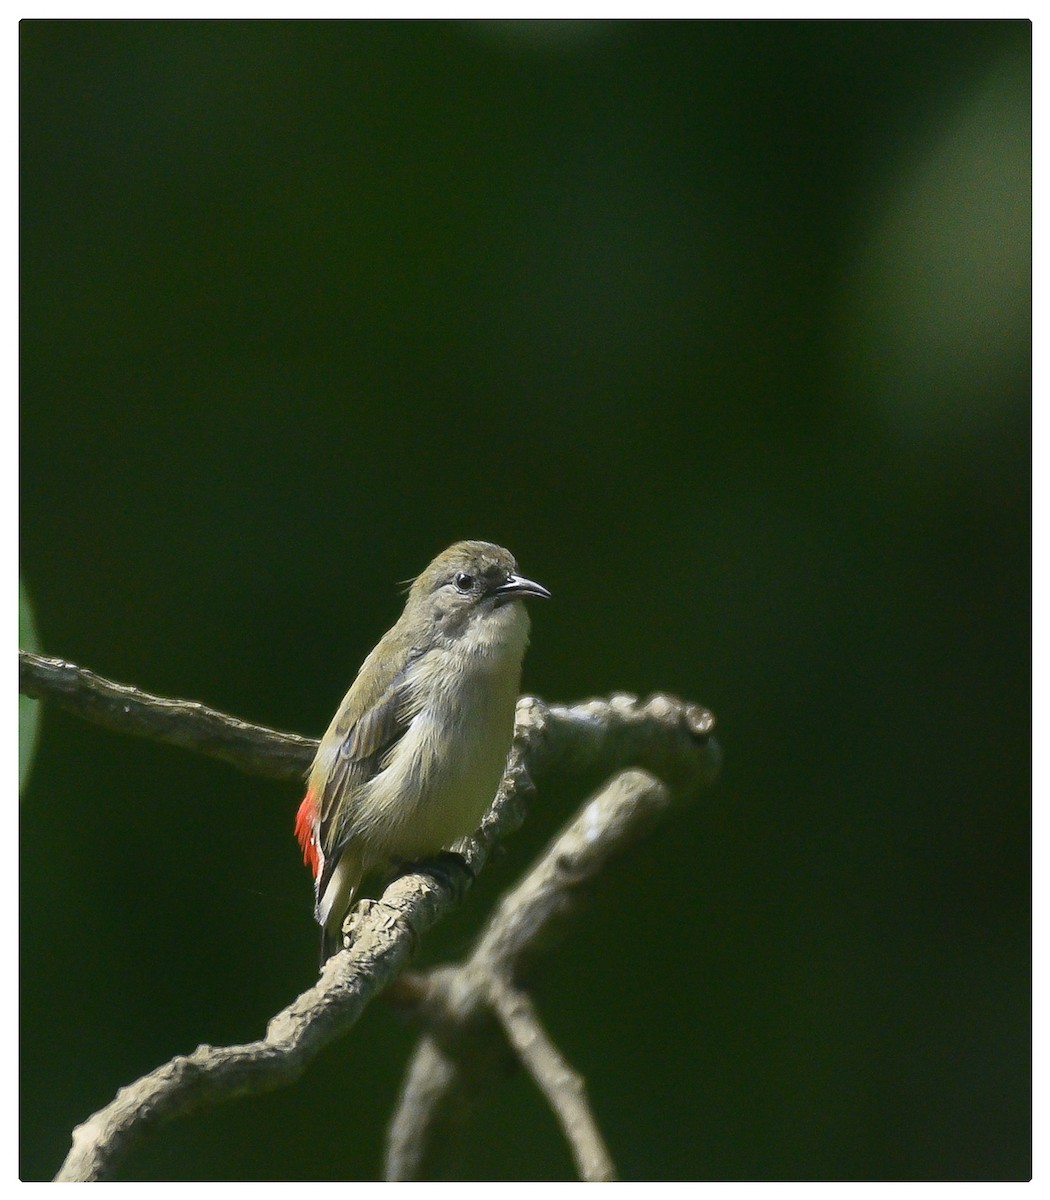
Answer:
[{"left": 295, "top": 541, "right": 550, "bottom": 962}]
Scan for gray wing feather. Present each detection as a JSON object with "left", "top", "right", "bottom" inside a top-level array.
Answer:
[{"left": 315, "top": 661, "right": 418, "bottom": 899}]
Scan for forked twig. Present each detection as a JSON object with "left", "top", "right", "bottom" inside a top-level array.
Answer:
[{"left": 19, "top": 650, "right": 719, "bottom": 1181}]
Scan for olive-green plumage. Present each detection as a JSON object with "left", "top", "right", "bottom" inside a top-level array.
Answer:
[{"left": 296, "top": 542, "right": 549, "bottom": 962}]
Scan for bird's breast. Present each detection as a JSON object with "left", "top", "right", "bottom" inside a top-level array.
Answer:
[{"left": 351, "top": 609, "right": 529, "bottom": 857}]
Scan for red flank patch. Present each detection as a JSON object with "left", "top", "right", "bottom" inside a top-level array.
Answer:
[{"left": 294, "top": 790, "right": 321, "bottom": 878}]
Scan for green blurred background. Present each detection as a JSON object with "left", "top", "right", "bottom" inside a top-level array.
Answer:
[{"left": 19, "top": 20, "right": 1030, "bottom": 1181}]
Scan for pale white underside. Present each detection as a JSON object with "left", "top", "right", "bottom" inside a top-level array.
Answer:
[{"left": 315, "top": 600, "right": 529, "bottom": 934}]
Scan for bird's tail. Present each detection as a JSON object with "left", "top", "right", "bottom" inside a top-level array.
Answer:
[
  {"left": 319, "top": 924, "right": 341, "bottom": 966},
  {"left": 317, "top": 846, "right": 365, "bottom": 966}
]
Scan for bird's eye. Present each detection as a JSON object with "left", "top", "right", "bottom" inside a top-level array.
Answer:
[{"left": 454, "top": 572, "right": 474, "bottom": 593}]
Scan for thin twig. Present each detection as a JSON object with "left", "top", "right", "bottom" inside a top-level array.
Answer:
[{"left": 488, "top": 977, "right": 617, "bottom": 1182}]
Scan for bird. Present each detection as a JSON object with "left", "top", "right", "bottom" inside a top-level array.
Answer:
[{"left": 295, "top": 541, "right": 550, "bottom": 962}]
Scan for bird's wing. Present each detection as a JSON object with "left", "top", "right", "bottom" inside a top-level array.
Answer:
[{"left": 309, "top": 643, "right": 423, "bottom": 901}]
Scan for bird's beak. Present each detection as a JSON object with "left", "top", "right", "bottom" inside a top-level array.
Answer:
[{"left": 495, "top": 573, "right": 551, "bottom": 602}]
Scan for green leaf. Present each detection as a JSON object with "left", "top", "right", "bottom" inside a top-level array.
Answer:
[{"left": 19, "top": 576, "right": 42, "bottom": 793}]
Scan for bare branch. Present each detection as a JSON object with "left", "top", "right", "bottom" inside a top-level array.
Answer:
[
  {"left": 384, "top": 1024, "right": 500, "bottom": 1183},
  {"left": 54, "top": 863, "right": 466, "bottom": 1181},
  {"left": 471, "top": 768, "right": 676, "bottom": 983},
  {"left": 383, "top": 769, "right": 679, "bottom": 1180},
  {"left": 51, "top": 698, "right": 543, "bottom": 1182},
  {"left": 24, "top": 650, "right": 719, "bottom": 1181},
  {"left": 18, "top": 650, "right": 719, "bottom": 799},
  {"left": 488, "top": 977, "right": 617, "bottom": 1182},
  {"left": 18, "top": 651, "right": 314, "bottom": 781}
]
